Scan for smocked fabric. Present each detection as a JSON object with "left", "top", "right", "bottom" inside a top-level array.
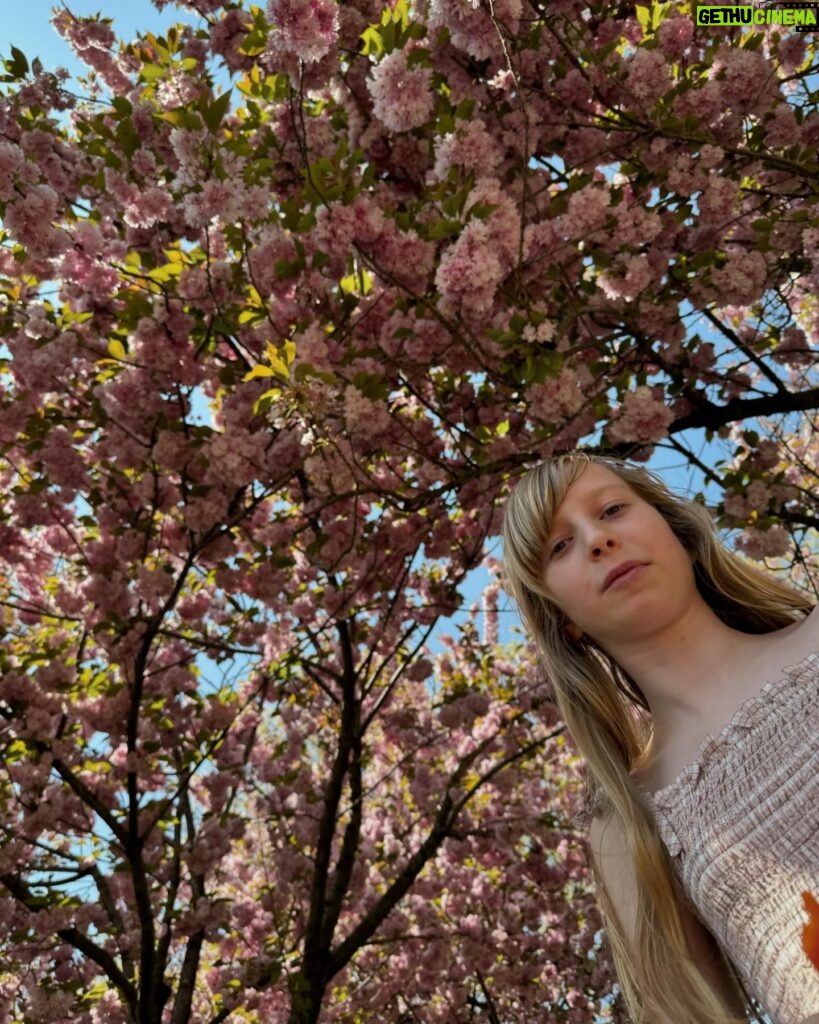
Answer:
[{"left": 642, "top": 652, "right": 819, "bottom": 1024}]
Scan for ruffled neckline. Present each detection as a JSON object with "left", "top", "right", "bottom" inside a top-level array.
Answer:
[{"left": 638, "top": 650, "right": 819, "bottom": 808}]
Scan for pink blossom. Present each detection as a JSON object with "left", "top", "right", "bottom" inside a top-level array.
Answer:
[
  {"left": 563, "top": 185, "right": 611, "bottom": 238},
  {"left": 698, "top": 176, "right": 739, "bottom": 223},
  {"left": 626, "top": 48, "right": 671, "bottom": 105},
  {"left": 487, "top": 67, "right": 515, "bottom": 92},
  {"left": 60, "top": 243, "right": 121, "bottom": 296},
  {"left": 528, "top": 368, "right": 586, "bottom": 422},
  {"left": 773, "top": 326, "right": 813, "bottom": 368},
  {"left": 665, "top": 153, "right": 708, "bottom": 197},
  {"left": 562, "top": 126, "right": 609, "bottom": 170},
  {"left": 657, "top": 16, "right": 694, "bottom": 61},
  {"left": 736, "top": 525, "right": 791, "bottom": 561},
  {"left": 606, "top": 386, "right": 674, "bottom": 444},
  {"left": 90, "top": 989, "right": 131, "bottom": 1024},
  {"left": 38, "top": 427, "right": 88, "bottom": 490},
  {"left": 431, "top": 118, "right": 501, "bottom": 181},
  {"left": 369, "top": 50, "right": 434, "bottom": 134},
  {"left": 406, "top": 657, "right": 433, "bottom": 682},
  {"left": 711, "top": 248, "right": 768, "bottom": 306},
  {"left": 801, "top": 110, "right": 819, "bottom": 146},
  {"left": 435, "top": 220, "right": 503, "bottom": 315},
  {"left": 343, "top": 387, "right": 393, "bottom": 446},
  {"left": 613, "top": 205, "right": 662, "bottom": 248},
  {"left": 52, "top": 10, "right": 133, "bottom": 93},
  {"left": 709, "top": 45, "right": 776, "bottom": 116},
  {"left": 123, "top": 186, "right": 174, "bottom": 228},
  {"left": 169, "top": 126, "right": 210, "bottom": 185},
  {"left": 469, "top": 178, "right": 521, "bottom": 258},
  {"left": 598, "top": 253, "right": 653, "bottom": 302},
  {"left": 3, "top": 184, "right": 65, "bottom": 258},
  {"left": 756, "top": 440, "right": 781, "bottom": 469},
  {"left": 0, "top": 140, "right": 24, "bottom": 201},
  {"left": 671, "top": 79, "right": 725, "bottom": 130},
  {"left": 266, "top": 0, "right": 339, "bottom": 63},
  {"left": 183, "top": 178, "right": 247, "bottom": 227},
  {"left": 763, "top": 104, "right": 800, "bottom": 150},
  {"left": 689, "top": 341, "right": 716, "bottom": 372},
  {"left": 209, "top": 8, "right": 254, "bottom": 72},
  {"left": 778, "top": 33, "right": 806, "bottom": 75},
  {"left": 482, "top": 584, "right": 500, "bottom": 646},
  {"left": 429, "top": 0, "right": 522, "bottom": 60},
  {"left": 555, "top": 67, "right": 594, "bottom": 109},
  {"left": 522, "top": 321, "right": 555, "bottom": 344},
  {"left": 746, "top": 479, "right": 772, "bottom": 513},
  {"left": 156, "top": 70, "right": 203, "bottom": 108},
  {"left": 383, "top": 225, "right": 436, "bottom": 291}
]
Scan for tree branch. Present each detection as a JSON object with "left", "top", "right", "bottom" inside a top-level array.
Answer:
[
  {"left": 670, "top": 387, "right": 819, "bottom": 434},
  {"left": 0, "top": 872, "right": 138, "bottom": 1011}
]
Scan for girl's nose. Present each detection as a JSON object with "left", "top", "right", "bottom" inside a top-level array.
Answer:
[{"left": 591, "top": 535, "right": 616, "bottom": 557}]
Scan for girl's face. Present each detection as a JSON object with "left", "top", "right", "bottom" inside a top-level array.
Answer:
[{"left": 542, "top": 463, "right": 697, "bottom": 645}]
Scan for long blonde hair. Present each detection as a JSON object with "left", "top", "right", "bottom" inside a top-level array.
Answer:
[{"left": 502, "top": 452, "right": 812, "bottom": 1023}]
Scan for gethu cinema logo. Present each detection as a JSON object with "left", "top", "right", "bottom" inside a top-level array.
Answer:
[{"left": 696, "top": 3, "right": 819, "bottom": 28}]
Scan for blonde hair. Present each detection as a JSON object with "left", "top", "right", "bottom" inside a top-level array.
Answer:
[{"left": 502, "top": 452, "right": 812, "bottom": 1023}]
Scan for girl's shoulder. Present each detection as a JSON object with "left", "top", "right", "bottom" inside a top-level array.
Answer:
[
  {"left": 634, "top": 611, "right": 819, "bottom": 798},
  {"left": 757, "top": 603, "right": 819, "bottom": 674}
]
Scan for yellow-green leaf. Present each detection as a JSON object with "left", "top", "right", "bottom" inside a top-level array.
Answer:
[{"left": 244, "top": 364, "right": 276, "bottom": 380}]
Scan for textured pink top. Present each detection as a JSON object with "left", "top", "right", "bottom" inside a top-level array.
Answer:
[{"left": 642, "top": 652, "right": 819, "bottom": 1024}]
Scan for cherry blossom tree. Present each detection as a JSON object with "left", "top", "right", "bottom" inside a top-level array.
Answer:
[{"left": 1, "top": 0, "right": 818, "bottom": 1021}]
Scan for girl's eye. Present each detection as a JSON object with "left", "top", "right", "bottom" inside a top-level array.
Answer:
[
  {"left": 603, "top": 503, "right": 623, "bottom": 517},
  {"left": 550, "top": 538, "right": 568, "bottom": 557}
]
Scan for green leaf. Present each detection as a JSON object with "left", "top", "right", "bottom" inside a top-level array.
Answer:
[
  {"left": 9, "top": 45, "right": 30, "bottom": 77},
  {"left": 240, "top": 28, "right": 268, "bottom": 56},
  {"left": 465, "top": 200, "right": 498, "bottom": 222},
  {"left": 244, "top": 364, "right": 277, "bottom": 380},
  {"left": 267, "top": 72, "right": 291, "bottom": 101},
  {"left": 351, "top": 372, "right": 389, "bottom": 401},
  {"left": 147, "top": 261, "right": 183, "bottom": 284},
  {"left": 406, "top": 47, "right": 431, "bottom": 69},
  {"left": 274, "top": 258, "right": 302, "bottom": 281},
  {"left": 381, "top": 18, "right": 396, "bottom": 52},
  {"left": 455, "top": 97, "right": 475, "bottom": 120},
  {"left": 203, "top": 91, "right": 232, "bottom": 133},
  {"left": 139, "top": 63, "right": 167, "bottom": 82},
  {"left": 116, "top": 119, "right": 140, "bottom": 159},
  {"left": 157, "top": 108, "right": 202, "bottom": 130},
  {"left": 652, "top": 2, "right": 672, "bottom": 29},
  {"left": 426, "top": 218, "right": 461, "bottom": 240},
  {"left": 393, "top": 0, "right": 410, "bottom": 28}
]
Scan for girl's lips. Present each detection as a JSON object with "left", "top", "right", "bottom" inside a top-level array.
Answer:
[{"left": 603, "top": 562, "right": 646, "bottom": 591}]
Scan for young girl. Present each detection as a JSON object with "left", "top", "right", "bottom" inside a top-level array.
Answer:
[{"left": 501, "top": 452, "right": 819, "bottom": 1024}]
